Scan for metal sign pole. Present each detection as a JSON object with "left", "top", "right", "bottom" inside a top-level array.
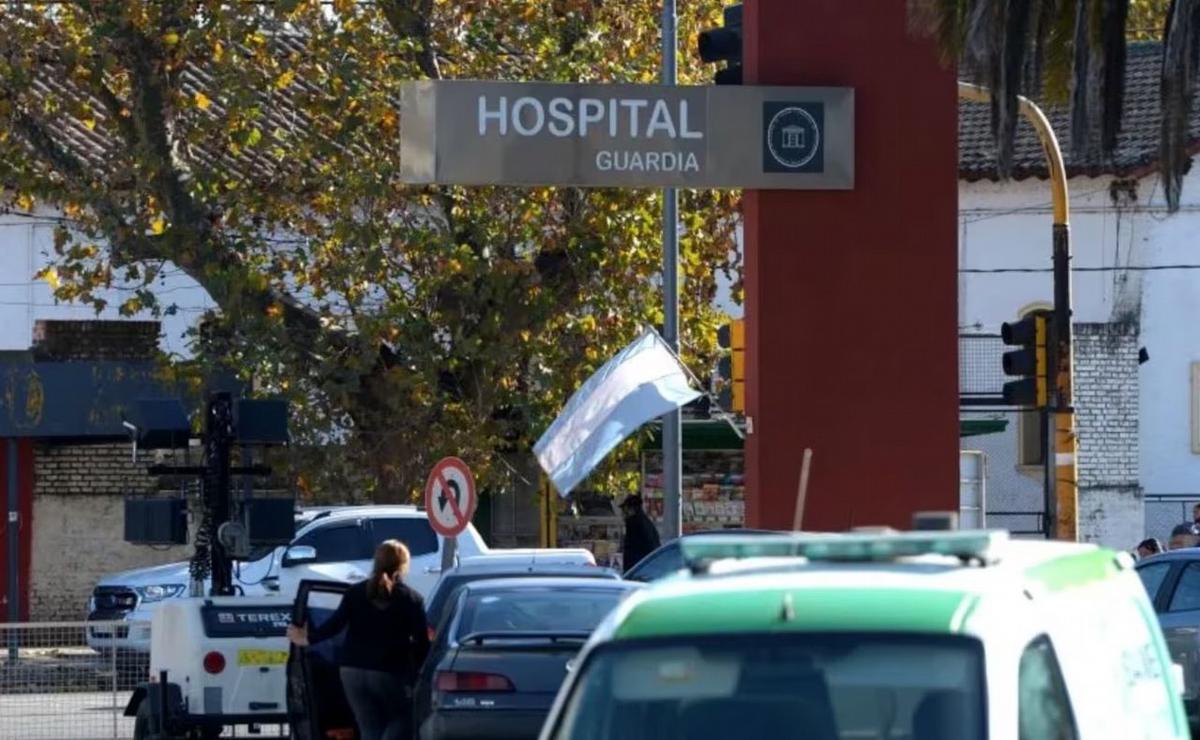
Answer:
[
  {"left": 441, "top": 536, "right": 457, "bottom": 573},
  {"left": 660, "top": 0, "right": 683, "bottom": 542}
]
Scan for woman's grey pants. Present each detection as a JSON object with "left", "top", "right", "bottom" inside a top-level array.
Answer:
[{"left": 339, "top": 666, "right": 412, "bottom": 740}]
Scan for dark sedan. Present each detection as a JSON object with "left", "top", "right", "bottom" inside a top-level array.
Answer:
[
  {"left": 623, "top": 528, "right": 777, "bottom": 582},
  {"left": 1137, "top": 548, "right": 1200, "bottom": 734},
  {"left": 425, "top": 562, "right": 620, "bottom": 639},
  {"left": 414, "top": 577, "right": 641, "bottom": 740}
]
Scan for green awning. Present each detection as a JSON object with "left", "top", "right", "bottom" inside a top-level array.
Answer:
[
  {"left": 645, "top": 420, "right": 745, "bottom": 451},
  {"left": 959, "top": 419, "right": 1009, "bottom": 438}
]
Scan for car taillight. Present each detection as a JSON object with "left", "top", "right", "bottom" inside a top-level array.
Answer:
[
  {"left": 435, "top": 670, "right": 514, "bottom": 692},
  {"left": 203, "top": 651, "right": 226, "bottom": 674},
  {"left": 427, "top": 626, "right": 436, "bottom": 641}
]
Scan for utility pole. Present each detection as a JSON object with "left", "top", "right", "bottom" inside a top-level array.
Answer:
[
  {"left": 958, "top": 83, "right": 1078, "bottom": 540},
  {"left": 205, "top": 393, "right": 235, "bottom": 596},
  {"left": 661, "top": 0, "right": 683, "bottom": 541},
  {"left": 7, "top": 439, "right": 19, "bottom": 662}
]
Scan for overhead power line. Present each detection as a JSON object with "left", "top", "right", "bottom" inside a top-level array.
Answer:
[{"left": 961, "top": 264, "right": 1200, "bottom": 274}]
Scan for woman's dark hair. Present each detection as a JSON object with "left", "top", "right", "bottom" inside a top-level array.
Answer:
[
  {"left": 1137, "top": 538, "right": 1162, "bottom": 554},
  {"left": 366, "top": 540, "right": 410, "bottom": 601}
]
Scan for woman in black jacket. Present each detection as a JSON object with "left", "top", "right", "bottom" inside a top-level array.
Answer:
[{"left": 287, "top": 539, "right": 430, "bottom": 740}]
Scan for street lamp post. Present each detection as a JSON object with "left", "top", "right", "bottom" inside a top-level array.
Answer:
[
  {"left": 958, "top": 82, "right": 1078, "bottom": 541},
  {"left": 661, "top": 0, "right": 683, "bottom": 541}
]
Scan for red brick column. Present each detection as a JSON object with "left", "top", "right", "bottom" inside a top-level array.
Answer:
[{"left": 743, "top": 0, "right": 960, "bottom": 530}]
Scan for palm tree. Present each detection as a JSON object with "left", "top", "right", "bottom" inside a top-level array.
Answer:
[{"left": 909, "top": 0, "right": 1192, "bottom": 210}]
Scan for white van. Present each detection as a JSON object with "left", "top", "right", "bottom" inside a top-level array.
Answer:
[{"left": 541, "top": 530, "right": 1189, "bottom": 739}]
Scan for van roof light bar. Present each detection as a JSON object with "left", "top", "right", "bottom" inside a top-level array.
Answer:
[{"left": 682, "top": 530, "right": 1009, "bottom": 572}]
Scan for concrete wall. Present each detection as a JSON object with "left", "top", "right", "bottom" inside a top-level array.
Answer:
[
  {"left": 962, "top": 321, "right": 1142, "bottom": 548},
  {"left": 0, "top": 213, "right": 209, "bottom": 356},
  {"left": 1074, "top": 323, "right": 1143, "bottom": 547},
  {"left": 28, "top": 443, "right": 188, "bottom": 621}
]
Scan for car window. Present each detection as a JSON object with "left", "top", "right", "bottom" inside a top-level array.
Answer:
[
  {"left": 370, "top": 518, "right": 439, "bottom": 557},
  {"left": 626, "top": 545, "right": 681, "bottom": 582},
  {"left": 426, "top": 575, "right": 470, "bottom": 630},
  {"left": 303, "top": 587, "right": 349, "bottom": 663},
  {"left": 1137, "top": 562, "right": 1172, "bottom": 605},
  {"left": 295, "top": 524, "right": 370, "bottom": 563},
  {"left": 550, "top": 634, "right": 986, "bottom": 740},
  {"left": 456, "top": 587, "right": 629, "bottom": 638},
  {"left": 1168, "top": 562, "right": 1200, "bottom": 612},
  {"left": 1018, "top": 635, "right": 1078, "bottom": 740}
]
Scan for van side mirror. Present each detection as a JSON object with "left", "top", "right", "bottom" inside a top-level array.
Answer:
[{"left": 282, "top": 545, "right": 317, "bottom": 567}]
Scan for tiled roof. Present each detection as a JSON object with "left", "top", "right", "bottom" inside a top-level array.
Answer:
[
  {"left": 17, "top": 33, "right": 370, "bottom": 186},
  {"left": 959, "top": 42, "right": 1200, "bottom": 181},
  {"left": 14, "top": 37, "right": 1192, "bottom": 185}
]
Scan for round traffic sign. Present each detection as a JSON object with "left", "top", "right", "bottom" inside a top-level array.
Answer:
[{"left": 424, "top": 457, "right": 477, "bottom": 537}]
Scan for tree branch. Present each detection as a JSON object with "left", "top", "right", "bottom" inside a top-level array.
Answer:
[{"left": 378, "top": 0, "right": 441, "bottom": 80}]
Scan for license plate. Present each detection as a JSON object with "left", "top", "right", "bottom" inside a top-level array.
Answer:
[{"left": 237, "top": 649, "right": 289, "bottom": 666}]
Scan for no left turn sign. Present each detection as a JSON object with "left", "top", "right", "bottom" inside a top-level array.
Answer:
[{"left": 424, "top": 457, "right": 477, "bottom": 538}]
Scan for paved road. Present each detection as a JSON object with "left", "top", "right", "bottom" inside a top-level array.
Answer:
[
  {"left": 0, "top": 691, "right": 135, "bottom": 739},
  {"left": 0, "top": 691, "right": 290, "bottom": 739}
]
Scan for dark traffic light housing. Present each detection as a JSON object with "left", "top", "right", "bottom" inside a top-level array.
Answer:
[
  {"left": 698, "top": 4, "right": 743, "bottom": 85},
  {"left": 1000, "top": 311, "right": 1051, "bottom": 407}
]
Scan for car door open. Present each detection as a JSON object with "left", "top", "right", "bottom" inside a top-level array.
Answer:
[{"left": 287, "top": 579, "right": 355, "bottom": 740}]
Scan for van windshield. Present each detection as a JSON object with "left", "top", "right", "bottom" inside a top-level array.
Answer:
[{"left": 549, "top": 633, "right": 986, "bottom": 740}]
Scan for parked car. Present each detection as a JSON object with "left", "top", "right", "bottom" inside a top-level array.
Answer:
[
  {"left": 425, "top": 561, "right": 619, "bottom": 639},
  {"left": 414, "top": 578, "right": 641, "bottom": 740},
  {"left": 543, "top": 530, "right": 1187, "bottom": 740},
  {"left": 621, "top": 528, "right": 776, "bottom": 582},
  {"left": 90, "top": 505, "right": 494, "bottom": 656},
  {"left": 1136, "top": 548, "right": 1200, "bottom": 734}
]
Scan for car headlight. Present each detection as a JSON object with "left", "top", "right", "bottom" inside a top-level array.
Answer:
[{"left": 135, "top": 584, "right": 186, "bottom": 603}]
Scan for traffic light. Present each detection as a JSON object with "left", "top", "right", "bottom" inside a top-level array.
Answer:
[
  {"left": 698, "top": 4, "right": 743, "bottom": 85},
  {"left": 716, "top": 319, "right": 746, "bottom": 413},
  {"left": 1000, "top": 311, "right": 1051, "bottom": 407}
]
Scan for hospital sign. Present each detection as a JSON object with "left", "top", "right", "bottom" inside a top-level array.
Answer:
[{"left": 400, "top": 81, "right": 854, "bottom": 190}]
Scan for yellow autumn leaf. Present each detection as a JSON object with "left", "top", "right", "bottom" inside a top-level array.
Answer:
[
  {"left": 266, "top": 303, "right": 284, "bottom": 319},
  {"left": 212, "top": 41, "right": 224, "bottom": 62},
  {"left": 162, "top": 32, "right": 179, "bottom": 47},
  {"left": 41, "top": 267, "right": 60, "bottom": 290},
  {"left": 16, "top": 193, "right": 33, "bottom": 211},
  {"left": 150, "top": 216, "right": 166, "bottom": 235},
  {"left": 194, "top": 91, "right": 211, "bottom": 110},
  {"left": 275, "top": 69, "right": 296, "bottom": 90}
]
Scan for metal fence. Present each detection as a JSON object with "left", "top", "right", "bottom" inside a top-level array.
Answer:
[
  {"left": 960, "top": 334, "right": 1006, "bottom": 399},
  {"left": 1145, "top": 494, "right": 1199, "bottom": 542},
  {"left": 0, "top": 621, "right": 140, "bottom": 740},
  {"left": 0, "top": 620, "right": 291, "bottom": 739}
]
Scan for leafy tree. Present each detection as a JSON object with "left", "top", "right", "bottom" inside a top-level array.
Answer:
[
  {"left": 909, "top": 0, "right": 1192, "bottom": 210},
  {"left": 0, "top": 0, "right": 739, "bottom": 501}
]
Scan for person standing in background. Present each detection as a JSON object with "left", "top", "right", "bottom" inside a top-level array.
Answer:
[
  {"left": 1136, "top": 538, "right": 1163, "bottom": 559},
  {"left": 620, "top": 494, "right": 661, "bottom": 573}
]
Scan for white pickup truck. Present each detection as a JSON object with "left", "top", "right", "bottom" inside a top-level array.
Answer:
[{"left": 88, "top": 505, "right": 593, "bottom": 657}]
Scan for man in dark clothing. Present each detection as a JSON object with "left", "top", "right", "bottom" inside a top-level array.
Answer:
[{"left": 620, "top": 494, "right": 661, "bottom": 573}]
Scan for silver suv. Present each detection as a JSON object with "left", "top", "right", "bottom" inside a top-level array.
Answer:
[{"left": 86, "top": 505, "right": 488, "bottom": 656}]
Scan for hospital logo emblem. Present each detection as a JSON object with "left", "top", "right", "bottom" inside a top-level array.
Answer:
[{"left": 763, "top": 103, "right": 824, "bottom": 173}]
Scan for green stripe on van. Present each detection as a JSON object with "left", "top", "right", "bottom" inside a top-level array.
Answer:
[
  {"left": 614, "top": 588, "right": 972, "bottom": 639},
  {"left": 1025, "top": 549, "right": 1119, "bottom": 592}
]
